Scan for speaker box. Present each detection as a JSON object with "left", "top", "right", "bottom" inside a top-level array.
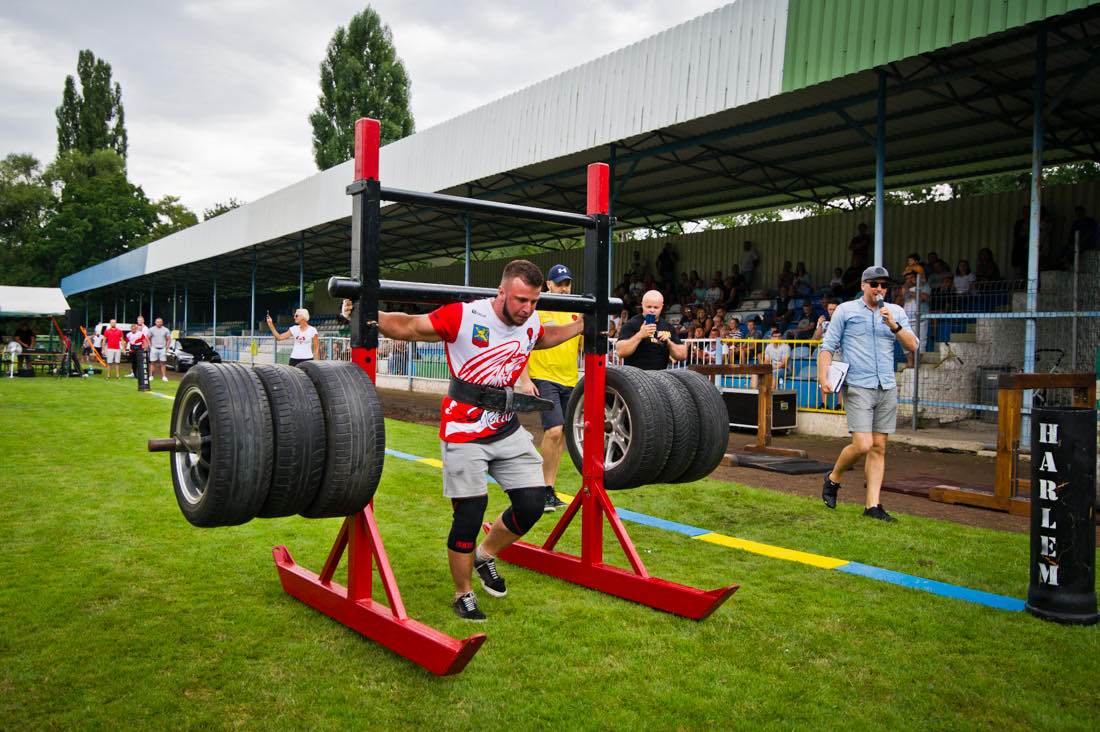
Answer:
[
  {"left": 65, "top": 308, "right": 85, "bottom": 333},
  {"left": 721, "top": 388, "right": 798, "bottom": 431}
]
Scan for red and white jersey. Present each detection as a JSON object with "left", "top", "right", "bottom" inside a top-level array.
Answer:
[{"left": 429, "top": 298, "right": 544, "bottom": 442}]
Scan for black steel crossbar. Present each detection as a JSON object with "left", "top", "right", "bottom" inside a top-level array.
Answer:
[
  {"left": 330, "top": 276, "right": 621, "bottom": 315},
  {"left": 349, "top": 181, "right": 594, "bottom": 228}
]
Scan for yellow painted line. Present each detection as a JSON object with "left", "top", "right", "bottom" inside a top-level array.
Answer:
[
  {"left": 417, "top": 458, "right": 443, "bottom": 468},
  {"left": 694, "top": 533, "right": 849, "bottom": 569}
]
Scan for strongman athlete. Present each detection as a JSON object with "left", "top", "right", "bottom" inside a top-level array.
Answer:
[{"left": 377, "top": 260, "right": 584, "bottom": 620}]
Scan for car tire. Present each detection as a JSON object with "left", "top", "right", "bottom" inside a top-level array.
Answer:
[
  {"left": 252, "top": 364, "right": 327, "bottom": 518},
  {"left": 297, "top": 361, "right": 386, "bottom": 518},
  {"left": 668, "top": 369, "right": 729, "bottom": 483},
  {"left": 564, "top": 365, "right": 671, "bottom": 490},
  {"left": 169, "top": 363, "right": 273, "bottom": 527},
  {"left": 648, "top": 370, "right": 701, "bottom": 484}
]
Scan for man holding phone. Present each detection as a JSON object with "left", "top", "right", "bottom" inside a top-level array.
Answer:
[{"left": 615, "top": 290, "right": 687, "bottom": 370}]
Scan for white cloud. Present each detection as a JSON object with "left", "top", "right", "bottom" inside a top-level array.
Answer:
[{"left": 1, "top": 0, "right": 729, "bottom": 214}]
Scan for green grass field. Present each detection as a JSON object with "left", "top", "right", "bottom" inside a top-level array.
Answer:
[{"left": 1, "top": 376, "right": 1097, "bottom": 730}]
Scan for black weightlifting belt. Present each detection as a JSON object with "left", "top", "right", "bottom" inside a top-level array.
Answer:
[{"left": 447, "top": 378, "right": 553, "bottom": 413}]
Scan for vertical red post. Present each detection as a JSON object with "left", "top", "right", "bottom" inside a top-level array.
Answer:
[
  {"left": 354, "top": 118, "right": 380, "bottom": 181},
  {"left": 580, "top": 163, "right": 610, "bottom": 565}
]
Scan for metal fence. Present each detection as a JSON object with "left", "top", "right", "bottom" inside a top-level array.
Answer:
[{"left": 195, "top": 280, "right": 1098, "bottom": 432}]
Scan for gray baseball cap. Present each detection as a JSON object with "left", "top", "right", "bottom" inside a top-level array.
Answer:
[{"left": 861, "top": 265, "right": 896, "bottom": 283}]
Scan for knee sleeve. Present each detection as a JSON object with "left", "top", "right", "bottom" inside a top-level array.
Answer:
[
  {"left": 447, "top": 495, "right": 488, "bottom": 553},
  {"left": 500, "top": 486, "right": 545, "bottom": 536}
]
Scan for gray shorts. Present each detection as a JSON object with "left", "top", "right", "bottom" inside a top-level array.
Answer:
[
  {"left": 440, "top": 427, "right": 544, "bottom": 499},
  {"left": 532, "top": 378, "right": 574, "bottom": 431},
  {"left": 843, "top": 385, "right": 898, "bottom": 434}
]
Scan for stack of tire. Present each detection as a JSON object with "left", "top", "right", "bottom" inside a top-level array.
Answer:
[
  {"left": 167, "top": 361, "right": 385, "bottom": 527},
  {"left": 563, "top": 366, "right": 729, "bottom": 490}
]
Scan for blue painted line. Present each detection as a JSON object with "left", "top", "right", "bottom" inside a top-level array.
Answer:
[
  {"left": 836, "top": 562, "right": 1025, "bottom": 612},
  {"left": 377, "top": 445, "right": 1024, "bottom": 611},
  {"left": 385, "top": 447, "right": 426, "bottom": 461},
  {"left": 615, "top": 508, "right": 711, "bottom": 537}
]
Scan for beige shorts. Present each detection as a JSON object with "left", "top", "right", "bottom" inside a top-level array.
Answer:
[{"left": 105, "top": 348, "right": 122, "bottom": 364}]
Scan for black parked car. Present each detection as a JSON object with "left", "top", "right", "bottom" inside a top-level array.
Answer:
[{"left": 166, "top": 337, "right": 222, "bottom": 372}]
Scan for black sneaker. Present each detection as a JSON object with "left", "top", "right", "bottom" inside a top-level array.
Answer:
[
  {"left": 862, "top": 504, "right": 898, "bottom": 522},
  {"left": 451, "top": 591, "right": 486, "bottom": 621},
  {"left": 474, "top": 551, "right": 507, "bottom": 597},
  {"left": 822, "top": 475, "right": 841, "bottom": 509},
  {"left": 544, "top": 486, "right": 567, "bottom": 512}
]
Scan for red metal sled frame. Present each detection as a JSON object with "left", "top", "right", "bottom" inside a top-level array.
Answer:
[{"left": 495, "top": 171, "right": 737, "bottom": 619}]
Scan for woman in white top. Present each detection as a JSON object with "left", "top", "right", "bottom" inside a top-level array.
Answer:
[{"left": 266, "top": 308, "right": 319, "bottom": 366}]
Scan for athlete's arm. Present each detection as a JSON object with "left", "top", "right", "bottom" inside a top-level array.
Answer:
[{"left": 378, "top": 311, "right": 443, "bottom": 342}]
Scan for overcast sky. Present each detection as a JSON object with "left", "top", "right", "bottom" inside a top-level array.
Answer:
[{"left": 1, "top": 0, "right": 728, "bottom": 215}]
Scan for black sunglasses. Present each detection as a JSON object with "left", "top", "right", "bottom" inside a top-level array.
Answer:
[{"left": 867, "top": 281, "right": 891, "bottom": 288}]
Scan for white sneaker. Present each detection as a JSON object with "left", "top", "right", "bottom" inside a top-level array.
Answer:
[
  {"left": 125, "top": 373, "right": 134, "bottom": 378},
  {"left": 162, "top": 377, "right": 168, "bottom": 382}
]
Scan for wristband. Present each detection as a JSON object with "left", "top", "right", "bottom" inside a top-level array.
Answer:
[{"left": 890, "top": 324, "right": 902, "bottom": 334}]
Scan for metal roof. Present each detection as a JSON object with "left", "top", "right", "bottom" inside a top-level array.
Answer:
[{"left": 61, "top": 0, "right": 1100, "bottom": 302}]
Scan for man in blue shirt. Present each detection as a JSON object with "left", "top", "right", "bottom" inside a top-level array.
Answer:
[{"left": 818, "top": 266, "right": 918, "bottom": 521}]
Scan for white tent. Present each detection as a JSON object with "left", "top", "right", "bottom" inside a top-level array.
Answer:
[{"left": 0, "top": 286, "right": 70, "bottom": 317}]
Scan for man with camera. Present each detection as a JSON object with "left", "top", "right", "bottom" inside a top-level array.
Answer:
[{"left": 614, "top": 290, "right": 687, "bottom": 370}]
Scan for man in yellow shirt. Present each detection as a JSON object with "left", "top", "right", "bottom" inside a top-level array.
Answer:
[{"left": 524, "top": 264, "right": 582, "bottom": 511}]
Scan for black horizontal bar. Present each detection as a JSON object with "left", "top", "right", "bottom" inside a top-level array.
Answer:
[
  {"left": 371, "top": 184, "right": 594, "bottom": 228},
  {"left": 329, "top": 277, "right": 621, "bottom": 315}
]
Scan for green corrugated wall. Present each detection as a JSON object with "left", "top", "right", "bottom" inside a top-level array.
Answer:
[{"left": 782, "top": 0, "right": 1100, "bottom": 91}]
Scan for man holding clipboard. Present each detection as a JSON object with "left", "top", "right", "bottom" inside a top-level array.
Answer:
[{"left": 818, "top": 266, "right": 918, "bottom": 521}]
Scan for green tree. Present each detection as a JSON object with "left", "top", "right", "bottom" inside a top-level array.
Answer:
[
  {"left": 0, "top": 154, "right": 53, "bottom": 286},
  {"left": 55, "top": 50, "right": 128, "bottom": 160},
  {"left": 203, "top": 198, "right": 244, "bottom": 221},
  {"left": 29, "top": 149, "right": 156, "bottom": 285},
  {"left": 310, "top": 7, "right": 414, "bottom": 169},
  {"left": 149, "top": 195, "right": 199, "bottom": 241}
]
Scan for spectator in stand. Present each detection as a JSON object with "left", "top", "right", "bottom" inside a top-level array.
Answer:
[
  {"left": 762, "top": 326, "right": 791, "bottom": 385},
  {"left": 656, "top": 241, "right": 677, "bottom": 283},
  {"left": 688, "top": 326, "right": 713, "bottom": 364},
  {"left": 813, "top": 301, "right": 838, "bottom": 341},
  {"left": 953, "top": 260, "right": 976, "bottom": 296},
  {"left": 776, "top": 260, "right": 794, "bottom": 291},
  {"left": 729, "top": 264, "right": 746, "bottom": 296},
  {"left": 897, "top": 271, "right": 930, "bottom": 368},
  {"left": 606, "top": 320, "right": 618, "bottom": 339},
  {"left": 925, "top": 251, "right": 943, "bottom": 274},
  {"left": 719, "top": 276, "right": 741, "bottom": 310},
  {"left": 786, "top": 301, "right": 818, "bottom": 340},
  {"left": 848, "top": 223, "right": 871, "bottom": 264},
  {"left": 974, "top": 247, "right": 1001, "bottom": 288},
  {"left": 840, "top": 254, "right": 866, "bottom": 298},
  {"left": 828, "top": 267, "right": 845, "bottom": 297},
  {"left": 628, "top": 250, "right": 647, "bottom": 280},
  {"left": 902, "top": 253, "right": 925, "bottom": 280},
  {"left": 927, "top": 259, "right": 954, "bottom": 311},
  {"left": 692, "top": 278, "right": 708, "bottom": 306},
  {"left": 628, "top": 274, "right": 645, "bottom": 303},
  {"left": 772, "top": 285, "right": 794, "bottom": 331},
  {"left": 740, "top": 241, "right": 759, "bottom": 291},
  {"left": 741, "top": 317, "right": 763, "bottom": 362},
  {"left": 792, "top": 261, "right": 813, "bottom": 297},
  {"left": 1011, "top": 206, "right": 1030, "bottom": 280},
  {"left": 101, "top": 319, "right": 125, "bottom": 379},
  {"left": 704, "top": 277, "right": 724, "bottom": 306}
]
